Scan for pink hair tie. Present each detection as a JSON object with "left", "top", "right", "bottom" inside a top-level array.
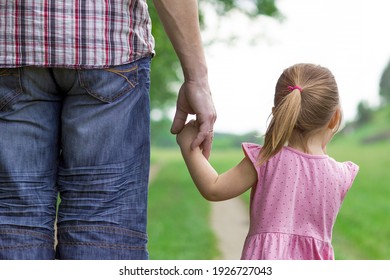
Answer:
[{"left": 288, "top": 85, "right": 302, "bottom": 93}]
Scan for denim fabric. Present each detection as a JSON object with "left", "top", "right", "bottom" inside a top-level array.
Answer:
[{"left": 0, "top": 57, "right": 151, "bottom": 259}]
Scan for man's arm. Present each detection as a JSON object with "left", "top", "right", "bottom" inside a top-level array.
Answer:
[{"left": 153, "top": 0, "right": 217, "bottom": 159}]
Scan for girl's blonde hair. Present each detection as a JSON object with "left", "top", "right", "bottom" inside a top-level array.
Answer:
[{"left": 259, "top": 63, "right": 341, "bottom": 165}]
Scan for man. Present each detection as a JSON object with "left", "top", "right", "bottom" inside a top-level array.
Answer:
[{"left": 0, "top": 0, "right": 216, "bottom": 259}]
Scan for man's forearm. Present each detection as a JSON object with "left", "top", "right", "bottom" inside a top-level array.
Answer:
[{"left": 152, "top": 0, "right": 208, "bottom": 81}]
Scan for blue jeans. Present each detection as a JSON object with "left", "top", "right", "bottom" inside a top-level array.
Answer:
[{"left": 0, "top": 57, "right": 151, "bottom": 259}]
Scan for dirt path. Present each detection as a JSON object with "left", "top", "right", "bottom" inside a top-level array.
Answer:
[
  {"left": 149, "top": 164, "right": 161, "bottom": 182},
  {"left": 210, "top": 198, "right": 249, "bottom": 259}
]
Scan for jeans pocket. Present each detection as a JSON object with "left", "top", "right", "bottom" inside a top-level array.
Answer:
[
  {"left": 0, "top": 68, "right": 23, "bottom": 112},
  {"left": 78, "top": 63, "right": 139, "bottom": 103}
]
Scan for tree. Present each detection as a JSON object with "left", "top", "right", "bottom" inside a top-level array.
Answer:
[
  {"left": 356, "top": 100, "right": 373, "bottom": 126},
  {"left": 205, "top": 0, "right": 279, "bottom": 18},
  {"left": 379, "top": 58, "right": 390, "bottom": 105}
]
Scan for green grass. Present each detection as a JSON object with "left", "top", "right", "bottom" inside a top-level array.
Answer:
[
  {"left": 329, "top": 141, "right": 390, "bottom": 259},
  {"left": 148, "top": 148, "right": 219, "bottom": 259},
  {"left": 148, "top": 140, "right": 390, "bottom": 260}
]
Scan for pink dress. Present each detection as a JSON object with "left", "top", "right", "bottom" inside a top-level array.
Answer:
[{"left": 241, "top": 143, "right": 359, "bottom": 260}]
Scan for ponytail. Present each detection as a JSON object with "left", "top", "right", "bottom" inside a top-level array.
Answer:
[
  {"left": 259, "top": 88, "right": 301, "bottom": 166},
  {"left": 258, "top": 63, "right": 340, "bottom": 166}
]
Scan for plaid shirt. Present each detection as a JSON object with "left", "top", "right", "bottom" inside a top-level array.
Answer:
[{"left": 0, "top": 0, "right": 154, "bottom": 68}]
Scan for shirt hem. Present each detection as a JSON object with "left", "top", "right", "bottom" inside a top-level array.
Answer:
[{"left": 0, "top": 53, "right": 154, "bottom": 69}]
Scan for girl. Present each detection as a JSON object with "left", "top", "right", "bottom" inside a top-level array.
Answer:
[{"left": 176, "top": 63, "right": 359, "bottom": 260}]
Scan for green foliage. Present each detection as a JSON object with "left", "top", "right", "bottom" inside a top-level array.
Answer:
[
  {"left": 338, "top": 105, "right": 390, "bottom": 145},
  {"left": 379, "top": 59, "right": 390, "bottom": 105},
  {"left": 212, "top": 131, "right": 262, "bottom": 149},
  {"left": 207, "top": 0, "right": 280, "bottom": 18},
  {"left": 355, "top": 100, "right": 373, "bottom": 126},
  {"left": 147, "top": 1, "right": 180, "bottom": 112}
]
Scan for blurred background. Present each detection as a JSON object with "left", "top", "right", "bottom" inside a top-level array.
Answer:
[{"left": 146, "top": 0, "right": 390, "bottom": 260}]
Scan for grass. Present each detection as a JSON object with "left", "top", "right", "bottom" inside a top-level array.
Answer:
[
  {"left": 148, "top": 148, "right": 219, "bottom": 259},
  {"left": 329, "top": 140, "right": 390, "bottom": 259}
]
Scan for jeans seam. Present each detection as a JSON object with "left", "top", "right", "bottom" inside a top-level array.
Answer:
[
  {"left": 57, "top": 225, "right": 147, "bottom": 239},
  {"left": 103, "top": 65, "right": 138, "bottom": 88},
  {"left": 77, "top": 64, "right": 139, "bottom": 103},
  {"left": 0, "top": 228, "right": 53, "bottom": 241},
  {"left": 57, "top": 242, "right": 146, "bottom": 250},
  {"left": 0, "top": 90, "right": 23, "bottom": 112},
  {"left": 0, "top": 68, "right": 23, "bottom": 111},
  {"left": 0, "top": 243, "right": 53, "bottom": 250},
  {"left": 0, "top": 69, "right": 19, "bottom": 77}
]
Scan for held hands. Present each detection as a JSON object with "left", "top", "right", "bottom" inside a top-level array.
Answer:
[
  {"left": 171, "top": 80, "right": 217, "bottom": 159},
  {"left": 176, "top": 120, "right": 202, "bottom": 150}
]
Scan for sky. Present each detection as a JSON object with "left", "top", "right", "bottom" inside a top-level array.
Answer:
[{"left": 201, "top": 0, "right": 390, "bottom": 134}]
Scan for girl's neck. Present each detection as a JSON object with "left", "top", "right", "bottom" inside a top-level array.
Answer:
[
  {"left": 288, "top": 129, "right": 329, "bottom": 156},
  {"left": 287, "top": 143, "right": 326, "bottom": 156}
]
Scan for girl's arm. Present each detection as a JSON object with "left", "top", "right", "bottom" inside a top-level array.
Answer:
[{"left": 177, "top": 121, "right": 258, "bottom": 201}]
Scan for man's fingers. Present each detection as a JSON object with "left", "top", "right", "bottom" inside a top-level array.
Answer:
[
  {"left": 170, "top": 109, "right": 188, "bottom": 134},
  {"left": 201, "top": 136, "right": 213, "bottom": 159},
  {"left": 190, "top": 129, "right": 213, "bottom": 159}
]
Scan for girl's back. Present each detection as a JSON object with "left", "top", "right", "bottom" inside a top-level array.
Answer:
[{"left": 241, "top": 143, "right": 359, "bottom": 260}]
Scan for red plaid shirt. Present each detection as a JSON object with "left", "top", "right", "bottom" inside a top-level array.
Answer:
[{"left": 0, "top": 0, "right": 154, "bottom": 68}]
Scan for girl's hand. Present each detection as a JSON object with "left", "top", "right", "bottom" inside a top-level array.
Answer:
[{"left": 176, "top": 120, "right": 200, "bottom": 149}]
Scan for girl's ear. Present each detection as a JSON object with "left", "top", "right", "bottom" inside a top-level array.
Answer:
[{"left": 328, "top": 107, "right": 341, "bottom": 130}]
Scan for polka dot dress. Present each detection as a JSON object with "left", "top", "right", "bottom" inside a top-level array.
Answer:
[{"left": 240, "top": 143, "right": 359, "bottom": 260}]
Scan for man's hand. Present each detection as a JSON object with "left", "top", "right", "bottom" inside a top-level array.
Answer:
[{"left": 171, "top": 80, "right": 216, "bottom": 159}]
